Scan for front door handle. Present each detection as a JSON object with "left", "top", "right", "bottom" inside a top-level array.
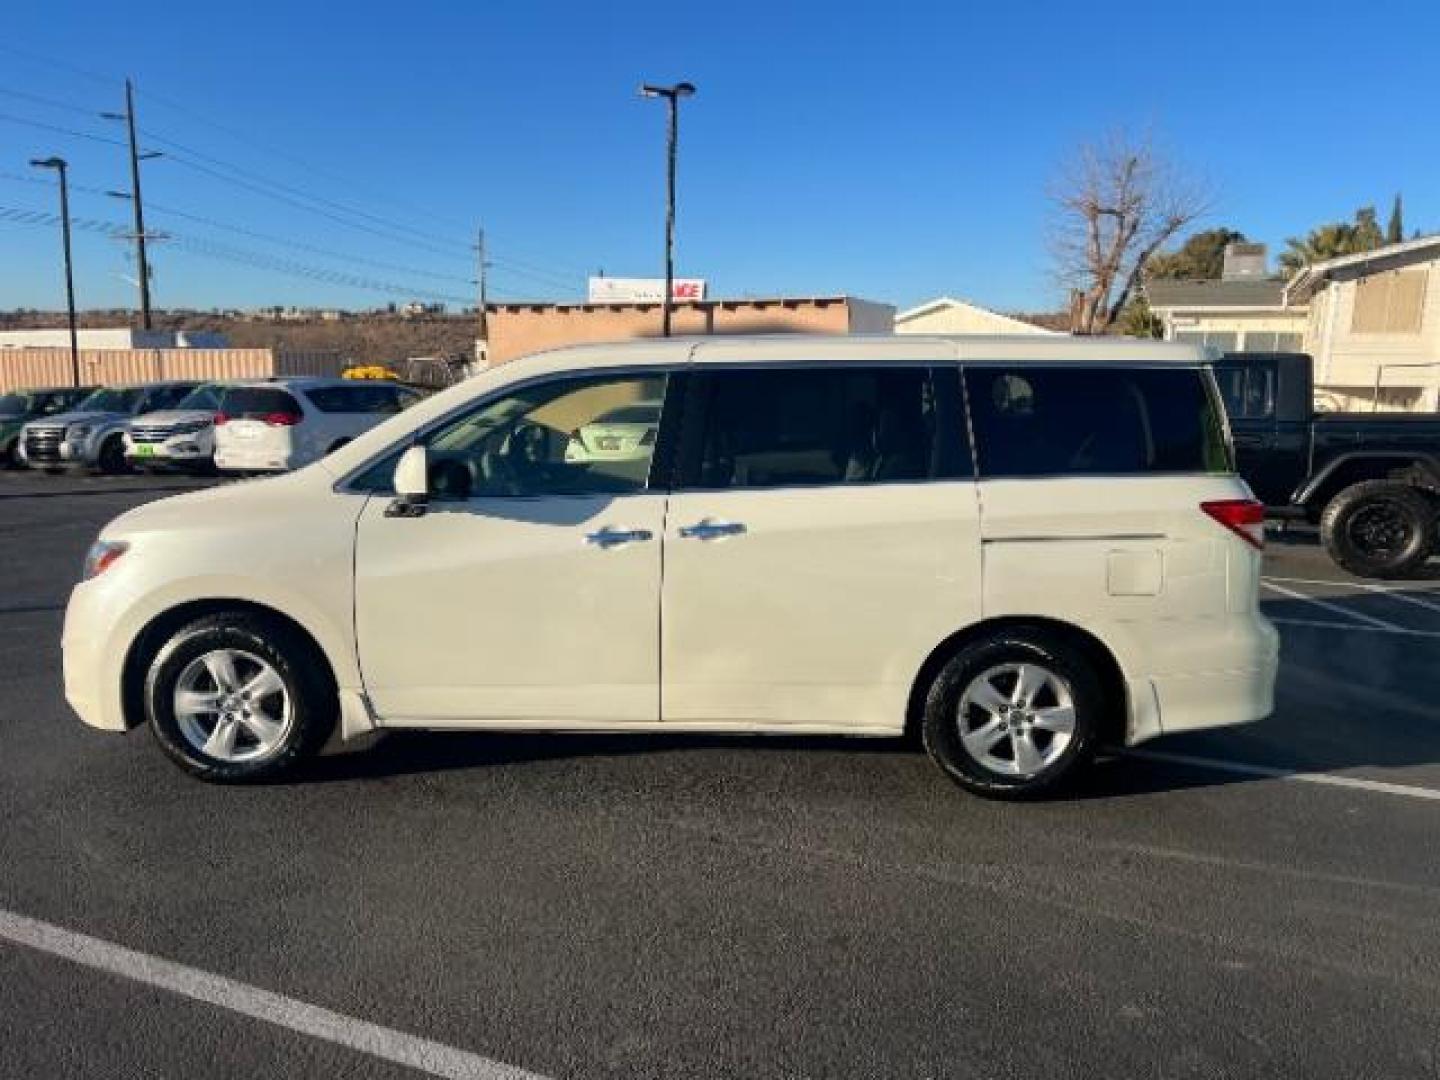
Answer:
[
  {"left": 585, "top": 526, "right": 653, "bottom": 549},
  {"left": 678, "top": 519, "right": 747, "bottom": 541}
]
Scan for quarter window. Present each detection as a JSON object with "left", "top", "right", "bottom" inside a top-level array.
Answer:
[
  {"left": 965, "top": 366, "right": 1231, "bottom": 477},
  {"left": 681, "top": 367, "right": 967, "bottom": 490}
]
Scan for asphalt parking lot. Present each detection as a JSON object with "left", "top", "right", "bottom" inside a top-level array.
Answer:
[{"left": 3, "top": 471, "right": 1440, "bottom": 1079}]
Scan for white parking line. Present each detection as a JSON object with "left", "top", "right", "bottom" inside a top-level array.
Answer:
[
  {"left": 1268, "top": 617, "right": 1440, "bottom": 639},
  {"left": 0, "top": 910, "right": 548, "bottom": 1080},
  {"left": 1260, "top": 580, "right": 1407, "bottom": 631},
  {"left": 1263, "top": 575, "right": 1440, "bottom": 615},
  {"left": 1124, "top": 749, "right": 1440, "bottom": 802}
]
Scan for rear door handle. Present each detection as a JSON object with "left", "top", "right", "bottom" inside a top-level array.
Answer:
[
  {"left": 678, "top": 519, "right": 747, "bottom": 541},
  {"left": 584, "top": 527, "right": 653, "bottom": 548}
]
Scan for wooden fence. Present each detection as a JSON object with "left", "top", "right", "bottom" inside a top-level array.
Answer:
[{"left": 0, "top": 348, "right": 347, "bottom": 393}]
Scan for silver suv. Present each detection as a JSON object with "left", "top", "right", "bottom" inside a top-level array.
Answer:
[{"left": 21, "top": 382, "right": 199, "bottom": 473}]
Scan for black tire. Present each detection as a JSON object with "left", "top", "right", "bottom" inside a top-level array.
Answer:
[
  {"left": 1, "top": 437, "right": 18, "bottom": 469},
  {"left": 921, "top": 629, "right": 1105, "bottom": 799},
  {"left": 143, "top": 612, "right": 336, "bottom": 782},
  {"left": 1320, "top": 480, "right": 1437, "bottom": 579},
  {"left": 96, "top": 434, "right": 130, "bottom": 475}
]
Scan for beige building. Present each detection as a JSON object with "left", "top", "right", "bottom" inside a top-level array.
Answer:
[
  {"left": 895, "top": 297, "right": 1057, "bottom": 336},
  {"left": 1285, "top": 235, "right": 1440, "bottom": 411},
  {"left": 482, "top": 295, "right": 894, "bottom": 366},
  {"left": 1146, "top": 242, "right": 1308, "bottom": 354}
]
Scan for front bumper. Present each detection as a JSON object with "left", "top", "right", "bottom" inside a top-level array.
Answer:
[
  {"left": 125, "top": 435, "right": 212, "bottom": 469},
  {"left": 61, "top": 582, "right": 124, "bottom": 731}
]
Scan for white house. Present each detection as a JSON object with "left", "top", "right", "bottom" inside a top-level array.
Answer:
[
  {"left": 895, "top": 297, "right": 1057, "bottom": 335},
  {"left": 1285, "top": 235, "right": 1440, "bottom": 411},
  {"left": 1145, "top": 244, "right": 1308, "bottom": 353}
]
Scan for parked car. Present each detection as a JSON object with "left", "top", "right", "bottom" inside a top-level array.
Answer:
[
  {"left": 124, "top": 383, "right": 228, "bottom": 473},
  {"left": 0, "top": 386, "right": 94, "bottom": 467},
  {"left": 212, "top": 378, "right": 422, "bottom": 474},
  {"left": 21, "top": 382, "right": 200, "bottom": 474},
  {"left": 563, "top": 399, "right": 662, "bottom": 464},
  {"left": 1216, "top": 352, "right": 1440, "bottom": 577},
  {"left": 63, "top": 335, "right": 1278, "bottom": 795}
]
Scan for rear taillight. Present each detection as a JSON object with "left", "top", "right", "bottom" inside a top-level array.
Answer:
[
  {"left": 263, "top": 412, "right": 301, "bottom": 426},
  {"left": 1201, "top": 499, "right": 1265, "bottom": 550},
  {"left": 213, "top": 411, "right": 230, "bottom": 426}
]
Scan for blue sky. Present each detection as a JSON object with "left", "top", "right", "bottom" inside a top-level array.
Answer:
[{"left": 1, "top": 0, "right": 1435, "bottom": 315}]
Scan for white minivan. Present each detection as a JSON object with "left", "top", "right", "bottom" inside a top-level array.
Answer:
[
  {"left": 212, "top": 378, "right": 422, "bottom": 474},
  {"left": 63, "top": 335, "right": 1278, "bottom": 797}
]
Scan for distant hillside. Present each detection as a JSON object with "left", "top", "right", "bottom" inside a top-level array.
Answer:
[{"left": 0, "top": 310, "right": 479, "bottom": 366}]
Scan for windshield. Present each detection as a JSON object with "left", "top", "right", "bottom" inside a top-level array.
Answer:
[
  {"left": 175, "top": 385, "right": 223, "bottom": 411},
  {"left": 0, "top": 394, "right": 28, "bottom": 418},
  {"left": 76, "top": 387, "right": 144, "bottom": 414}
]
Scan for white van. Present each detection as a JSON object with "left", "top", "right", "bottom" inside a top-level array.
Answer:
[
  {"left": 212, "top": 378, "right": 422, "bottom": 474},
  {"left": 62, "top": 336, "right": 1278, "bottom": 797}
]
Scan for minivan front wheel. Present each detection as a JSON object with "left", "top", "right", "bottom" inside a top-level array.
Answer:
[
  {"left": 922, "top": 630, "right": 1103, "bottom": 799},
  {"left": 144, "top": 612, "right": 336, "bottom": 782}
]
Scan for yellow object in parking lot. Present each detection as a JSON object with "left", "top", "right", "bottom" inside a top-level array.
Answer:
[{"left": 342, "top": 365, "right": 401, "bottom": 381}]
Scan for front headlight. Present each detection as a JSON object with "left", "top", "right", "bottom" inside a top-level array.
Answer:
[
  {"left": 67, "top": 424, "right": 93, "bottom": 440},
  {"left": 82, "top": 540, "right": 129, "bottom": 580}
]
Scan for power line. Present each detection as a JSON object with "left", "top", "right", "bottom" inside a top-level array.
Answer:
[
  {"left": 0, "top": 47, "right": 588, "bottom": 292},
  {"left": 0, "top": 204, "right": 472, "bottom": 303},
  {"left": 0, "top": 85, "right": 98, "bottom": 118},
  {"left": 0, "top": 170, "right": 535, "bottom": 293},
  {"left": 139, "top": 126, "right": 475, "bottom": 255},
  {"left": 0, "top": 111, "right": 126, "bottom": 147}
]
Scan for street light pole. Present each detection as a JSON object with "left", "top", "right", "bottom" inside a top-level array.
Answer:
[
  {"left": 639, "top": 81, "right": 696, "bottom": 337},
  {"left": 30, "top": 157, "right": 81, "bottom": 388}
]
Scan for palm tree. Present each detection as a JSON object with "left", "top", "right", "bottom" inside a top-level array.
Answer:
[{"left": 1279, "top": 207, "right": 1385, "bottom": 274}]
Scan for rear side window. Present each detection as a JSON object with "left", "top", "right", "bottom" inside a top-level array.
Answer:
[
  {"left": 304, "top": 385, "right": 405, "bottom": 414},
  {"left": 1213, "top": 360, "right": 1276, "bottom": 420},
  {"left": 964, "top": 366, "right": 1231, "bottom": 477},
  {"left": 681, "top": 366, "right": 968, "bottom": 489},
  {"left": 221, "top": 388, "right": 302, "bottom": 418}
]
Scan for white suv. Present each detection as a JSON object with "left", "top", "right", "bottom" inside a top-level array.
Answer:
[
  {"left": 63, "top": 335, "right": 1278, "bottom": 797},
  {"left": 212, "top": 378, "right": 422, "bottom": 474}
]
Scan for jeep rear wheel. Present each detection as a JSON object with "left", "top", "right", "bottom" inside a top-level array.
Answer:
[{"left": 1320, "top": 480, "right": 1437, "bottom": 579}]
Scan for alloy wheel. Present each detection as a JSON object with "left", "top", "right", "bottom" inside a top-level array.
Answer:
[
  {"left": 173, "top": 648, "right": 292, "bottom": 763},
  {"left": 955, "top": 662, "right": 1076, "bottom": 778}
]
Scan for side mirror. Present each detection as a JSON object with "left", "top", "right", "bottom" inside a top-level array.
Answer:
[{"left": 385, "top": 444, "right": 429, "bottom": 518}]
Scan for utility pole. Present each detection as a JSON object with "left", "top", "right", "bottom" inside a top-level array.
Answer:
[
  {"left": 102, "top": 79, "right": 158, "bottom": 329},
  {"left": 29, "top": 157, "right": 81, "bottom": 387},
  {"left": 474, "top": 226, "right": 490, "bottom": 369},
  {"left": 639, "top": 81, "right": 696, "bottom": 337}
]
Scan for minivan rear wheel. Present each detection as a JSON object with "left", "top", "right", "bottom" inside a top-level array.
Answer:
[
  {"left": 921, "top": 630, "right": 1103, "bottom": 799},
  {"left": 143, "top": 612, "right": 336, "bottom": 782}
]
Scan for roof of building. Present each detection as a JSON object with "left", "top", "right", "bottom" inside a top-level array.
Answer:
[
  {"left": 486, "top": 295, "right": 879, "bottom": 313},
  {"left": 895, "top": 296, "right": 1059, "bottom": 334},
  {"left": 1144, "top": 278, "right": 1289, "bottom": 310},
  {"left": 1284, "top": 234, "right": 1440, "bottom": 303}
]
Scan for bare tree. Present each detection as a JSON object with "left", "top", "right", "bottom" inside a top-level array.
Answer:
[{"left": 1050, "top": 131, "right": 1209, "bottom": 335}]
